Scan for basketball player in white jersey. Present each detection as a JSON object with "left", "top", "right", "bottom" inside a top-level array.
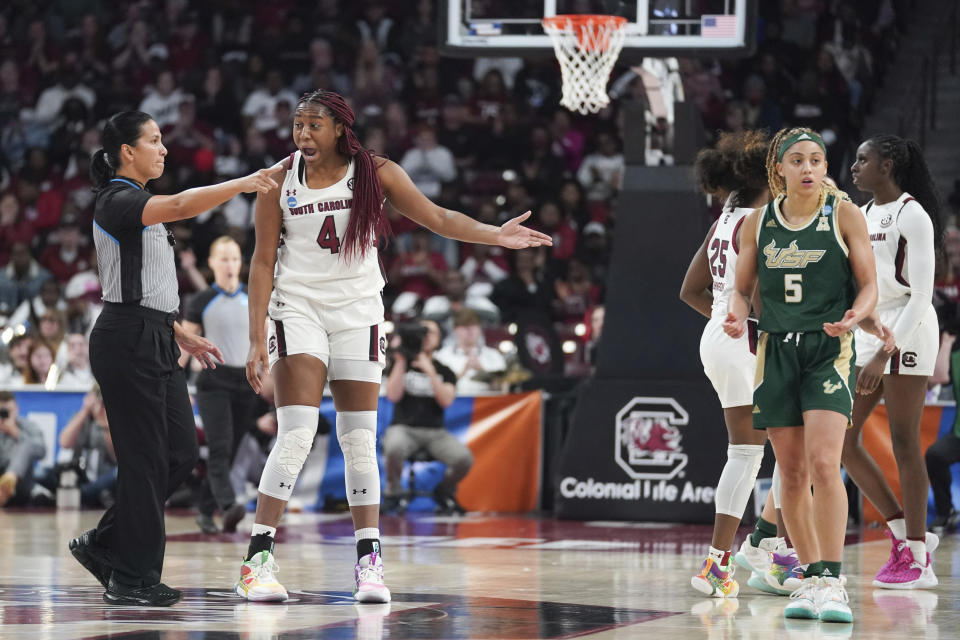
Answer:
[
  {"left": 236, "top": 91, "right": 551, "bottom": 603},
  {"left": 681, "top": 131, "right": 787, "bottom": 598},
  {"left": 845, "top": 134, "right": 942, "bottom": 589}
]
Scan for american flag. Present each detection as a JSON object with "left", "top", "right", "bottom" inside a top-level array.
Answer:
[{"left": 701, "top": 15, "right": 737, "bottom": 38}]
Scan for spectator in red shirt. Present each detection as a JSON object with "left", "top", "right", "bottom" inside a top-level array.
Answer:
[
  {"left": 168, "top": 12, "right": 208, "bottom": 76},
  {"left": 536, "top": 201, "right": 578, "bottom": 263},
  {"left": 39, "top": 214, "right": 91, "bottom": 284},
  {"left": 388, "top": 227, "right": 448, "bottom": 299},
  {"left": 0, "top": 193, "right": 34, "bottom": 265},
  {"left": 554, "top": 257, "right": 602, "bottom": 324},
  {"left": 161, "top": 96, "right": 215, "bottom": 167}
]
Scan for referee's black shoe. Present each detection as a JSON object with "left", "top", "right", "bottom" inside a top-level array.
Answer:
[
  {"left": 103, "top": 578, "right": 181, "bottom": 607},
  {"left": 68, "top": 529, "right": 112, "bottom": 590}
]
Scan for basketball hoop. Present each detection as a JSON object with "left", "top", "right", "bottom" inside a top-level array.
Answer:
[{"left": 542, "top": 14, "right": 628, "bottom": 115}]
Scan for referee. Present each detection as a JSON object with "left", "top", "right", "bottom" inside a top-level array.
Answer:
[
  {"left": 67, "top": 110, "right": 281, "bottom": 607},
  {"left": 184, "top": 236, "right": 259, "bottom": 534}
]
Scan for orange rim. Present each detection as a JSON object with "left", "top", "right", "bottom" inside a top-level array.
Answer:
[{"left": 542, "top": 14, "right": 627, "bottom": 51}]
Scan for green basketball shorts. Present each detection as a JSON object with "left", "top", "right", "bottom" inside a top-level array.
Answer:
[{"left": 752, "top": 331, "right": 856, "bottom": 429}]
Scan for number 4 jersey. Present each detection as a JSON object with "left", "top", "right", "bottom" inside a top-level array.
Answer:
[
  {"left": 756, "top": 192, "right": 855, "bottom": 334},
  {"left": 272, "top": 151, "right": 385, "bottom": 306}
]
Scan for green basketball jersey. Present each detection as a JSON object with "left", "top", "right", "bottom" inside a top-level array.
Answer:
[{"left": 756, "top": 193, "right": 855, "bottom": 333}]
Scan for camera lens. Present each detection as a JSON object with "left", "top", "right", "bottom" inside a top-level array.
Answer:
[{"left": 0, "top": 408, "right": 9, "bottom": 419}]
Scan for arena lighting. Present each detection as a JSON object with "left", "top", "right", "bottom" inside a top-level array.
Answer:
[
  {"left": 383, "top": 320, "right": 395, "bottom": 335},
  {"left": 0, "top": 327, "right": 12, "bottom": 345},
  {"left": 574, "top": 323, "right": 587, "bottom": 336},
  {"left": 498, "top": 340, "right": 516, "bottom": 354},
  {"left": 495, "top": 194, "right": 506, "bottom": 206},
  {"left": 502, "top": 169, "right": 517, "bottom": 182},
  {"left": 15, "top": 323, "right": 26, "bottom": 336},
  {"left": 507, "top": 323, "right": 518, "bottom": 335},
  {"left": 562, "top": 340, "right": 577, "bottom": 354}
]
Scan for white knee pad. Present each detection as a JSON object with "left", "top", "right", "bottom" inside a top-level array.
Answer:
[
  {"left": 715, "top": 444, "right": 765, "bottom": 517},
  {"left": 258, "top": 405, "right": 319, "bottom": 500},
  {"left": 337, "top": 411, "right": 381, "bottom": 506},
  {"left": 771, "top": 462, "right": 782, "bottom": 510}
]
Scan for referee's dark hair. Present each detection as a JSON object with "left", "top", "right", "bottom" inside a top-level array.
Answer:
[{"left": 90, "top": 111, "right": 154, "bottom": 190}]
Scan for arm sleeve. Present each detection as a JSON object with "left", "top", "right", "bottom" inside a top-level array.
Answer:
[
  {"left": 96, "top": 187, "right": 153, "bottom": 237},
  {"left": 7, "top": 419, "right": 47, "bottom": 478},
  {"left": 891, "top": 202, "right": 936, "bottom": 348}
]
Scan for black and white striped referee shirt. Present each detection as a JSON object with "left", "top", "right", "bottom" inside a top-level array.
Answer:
[{"left": 92, "top": 178, "right": 180, "bottom": 313}]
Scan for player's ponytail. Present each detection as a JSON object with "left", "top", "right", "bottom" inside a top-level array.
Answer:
[
  {"left": 693, "top": 147, "right": 737, "bottom": 200},
  {"left": 91, "top": 110, "right": 154, "bottom": 191},
  {"left": 868, "top": 134, "right": 943, "bottom": 256},
  {"left": 695, "top": 130, "right": 771, "bottom": 209},
  {"left": 729, "top": 130, "right": 770, "bottom": 208},
  {"left": 297, "top": 90, "right": 391, "bottom": 262}
]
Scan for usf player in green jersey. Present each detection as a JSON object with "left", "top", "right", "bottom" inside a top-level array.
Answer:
[{"left": 723, "top": 127, "right": 894, "bottom": 624}]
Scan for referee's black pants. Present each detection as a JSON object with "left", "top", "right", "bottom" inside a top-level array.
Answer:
[
  {"left": 195, "top": 366, "right": 258, "bottom": 515},
  {"left": 89, "top": 303, "right": 199, "bottom": 588}
]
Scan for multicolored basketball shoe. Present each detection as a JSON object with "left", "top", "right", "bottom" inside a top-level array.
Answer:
[
  {"left": 874, "top": 529, "right": 939, "bottom": 588},
  {"left": 691, "top": 557, "right": 739, "bottom": 598},
  {"left": 783, "top": 576, "right": 820, "bottom": 619},
  {"left": 735, "top": 536, "right": 782, "bottom": 574},
  {"left": 354, "top": 552, "right": 391, "bottom": 603},
  {"left": 765, "top": 551, "right": 803, "bottom": 595},
  {"left": 235, "top": 551, "right": 288, "bottom": 602}
]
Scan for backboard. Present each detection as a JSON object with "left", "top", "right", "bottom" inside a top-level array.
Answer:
[{"left": 440, "top": 0, "right": 756, "bottom": 60}]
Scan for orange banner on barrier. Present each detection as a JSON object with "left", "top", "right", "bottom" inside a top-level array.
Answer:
[
  {"left": 457, "top": 392, "right": 542, "bottom": 512},
  {"left": 861, "top": 404, "right": 944, "bottom": 525}
]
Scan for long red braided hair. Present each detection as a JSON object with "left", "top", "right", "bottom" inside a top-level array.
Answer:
[{"left": 297, "top": 90, "right": 391, "bottom": 262}]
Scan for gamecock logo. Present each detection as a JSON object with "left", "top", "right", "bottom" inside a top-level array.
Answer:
[{"left": 615, "top": 397, "right": 689, "bottom": 480}]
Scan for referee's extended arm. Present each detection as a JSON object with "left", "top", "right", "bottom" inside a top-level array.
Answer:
[{"left": 142, "top": 166, "right": 285, "bottom": 226}]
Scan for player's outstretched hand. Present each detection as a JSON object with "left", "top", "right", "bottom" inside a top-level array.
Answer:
[
  {"left": 497, "top": 211, "right": 554, "bottom": 249},
  {"left": 722, "top": 312, "right": 745, "bottom": 338},
  {"left": 823, "top": 309, "right": 858, "bottom": 337},
  {"left": 238, "top": 165, "right": 285, "bottom": 194},
  {"left": 245, "top": 339, "right": 271, "bottom": 394}
]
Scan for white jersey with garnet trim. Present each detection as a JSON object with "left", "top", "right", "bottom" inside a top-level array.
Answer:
[
  {"left": 272, "top": 151, "right": 385, "bottom": 304},
  {"left": 862, "top": 191, "right": 934, "bottom": 306},
  {"left": 708, "top": 198, "right": 753, "bottom": 321}
]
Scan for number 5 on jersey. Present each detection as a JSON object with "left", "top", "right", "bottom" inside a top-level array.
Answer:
[
  {"left": 316, "top": 215, "right": 341, "bottom": 254},
  {"left": 784, "top": 273, "right": 802, "bottom": 303}
]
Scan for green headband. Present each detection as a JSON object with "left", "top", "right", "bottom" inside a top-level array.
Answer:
[{"left": 777, "top": 131, "right": 826, "bottom": 161}]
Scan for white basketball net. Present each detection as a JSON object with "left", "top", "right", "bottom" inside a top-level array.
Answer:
[{"left": 543, "top": 15, "right": 627, "bottom": 115}]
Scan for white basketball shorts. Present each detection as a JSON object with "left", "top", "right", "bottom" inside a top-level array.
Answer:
[
  {"left": 854, "top": 303, "right": 938, "bottom": 376},
  {"left": 267, "top": 292, "right": 386, "bottom": 381},
  {"left": 700, "top": 316, "right": 758, "bottom": 409}
]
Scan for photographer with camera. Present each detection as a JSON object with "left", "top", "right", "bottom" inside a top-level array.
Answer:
[
  {"left": 57, "top": 386, "right": 118, "bottom": 508},
  {"left": 0, "top": 390, "right": 47, "bottom": 507},
  {"left": 383, "top": 319, "right": 472, "bottom": 514}
]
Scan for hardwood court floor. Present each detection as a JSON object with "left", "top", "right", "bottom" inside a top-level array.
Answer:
[{"left": 0, "top": 509, "right": 954, "bottom": 639}]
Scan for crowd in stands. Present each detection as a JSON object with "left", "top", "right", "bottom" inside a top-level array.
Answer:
[
  {"left": 4, "top": 0, "right": 960, "bottom": 528},
  {"left": 0, "top": 0, "right": 920, "bottom": 389}
]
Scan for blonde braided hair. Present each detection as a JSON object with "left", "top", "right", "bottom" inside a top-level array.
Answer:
[{"left": 766, "top": 127, "right": 851, "bottom": 212}]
